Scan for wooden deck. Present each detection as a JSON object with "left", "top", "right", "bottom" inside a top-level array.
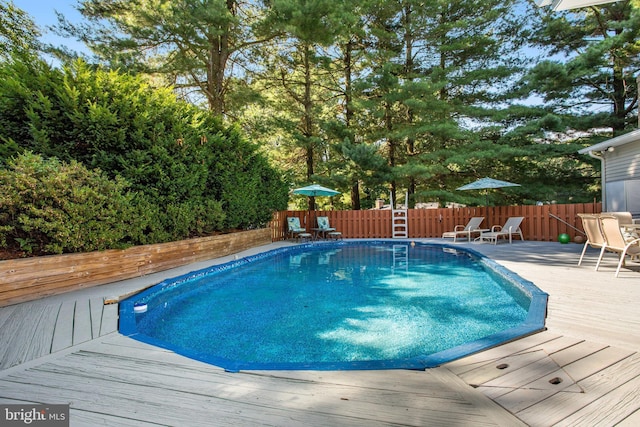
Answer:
[
  {"left": 0, "top": 298, "right": 118, "bottom": 370},
  {"left": 1, "top": 240, "right": 639, "bottom": 426}
]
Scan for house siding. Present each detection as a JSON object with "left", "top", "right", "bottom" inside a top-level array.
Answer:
[
  {"left": 604, "top": 139, "right": 640, "bottom": 182},
  {"left": 603, "top": 139, "right": 640, "bottom": 216}
]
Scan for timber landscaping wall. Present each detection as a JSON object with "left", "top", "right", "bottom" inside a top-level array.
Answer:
[{"left": 0, "top": 228, "right": 272, "bottom": 307}]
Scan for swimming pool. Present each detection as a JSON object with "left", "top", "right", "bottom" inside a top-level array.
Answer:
[{"left": 119, "top": 241, "right": 548, "bottom": 371}]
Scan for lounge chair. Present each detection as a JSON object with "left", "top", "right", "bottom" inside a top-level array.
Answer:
[
  {"left": 577, "top": 213, "right": 607, "bottom": 267},
  {"left": 314, "top": 216, "right": 342, "bottom": 240},
  {"left": 442, "top": 217, "right": 486, "bottom": 242},
  {"left": 287, "top": 217, "right": 312, "bottom": 242},
  {"left": 597, "top": 215, "right": 640, "bottom": 277},
  {"left": 479, "top": 217, "right": 524, "bottom": 244}
]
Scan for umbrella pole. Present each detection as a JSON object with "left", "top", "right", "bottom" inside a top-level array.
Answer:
[{"left": 486, "top": 191, "right": 490, "bottom": 229}]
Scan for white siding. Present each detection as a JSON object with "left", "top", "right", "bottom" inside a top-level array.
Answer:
[
  {"left": 604, "top": 139, "right": 640, "bottom": 182},
  {"left": 602, "top": 139, "right": 640, "bottom": 216}
]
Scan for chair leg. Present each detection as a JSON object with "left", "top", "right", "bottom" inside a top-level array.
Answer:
[
  {"left": 595, "top": 246, "right": 607, "bottom": 271},
  {"left": 615, "top": 251, "right": 628, "bottom": 277},
  {"left": 578, "top": 241, "right": 589, "bottom": 266}
]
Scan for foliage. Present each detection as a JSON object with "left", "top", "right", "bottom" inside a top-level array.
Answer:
[
  {"left": 57, "top": 0, "right": 281, "bottom": 115},
  {"left": 0, "top": 152, "right": 139, "bottom": 255},
  {"left": 522, "top": 0, "right": 640, "bottom": 133},
  {"left": 6, "top": 0, "right": 620, "bottom": 218},
  {"left": 0, "top": 57, "right": 288, "bottom": 255},
  {"left": 0, "top": 0, "right": 42, "bottom": 61}
]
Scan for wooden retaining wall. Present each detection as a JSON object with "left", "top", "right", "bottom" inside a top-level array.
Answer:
[
  {"left": 0, "top": 228, "right": 272, "bottom": 307},
  {"left": 271, "top": 202, "right": 602, "bottom": 242}
]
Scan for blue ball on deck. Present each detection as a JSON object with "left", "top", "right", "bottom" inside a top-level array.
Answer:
[{"left": 558, "top": 233, "right": 570, "bottom": 244}]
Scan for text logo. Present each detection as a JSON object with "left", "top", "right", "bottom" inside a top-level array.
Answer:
[{"left": 1, "top": 405, "right": 69, "bottom": 426}]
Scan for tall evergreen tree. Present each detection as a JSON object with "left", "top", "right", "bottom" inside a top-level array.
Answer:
[
  {"left": 57, "top": 0, "right": 281, "bottom": 117},
  {"left": 261, "top": 0, "right": 352, "bottom": 210},
  {"left": 357, "top": 0, "right": 529, "bottom": 206},
  {"left": 523, "top": 0, "right": 640, "bottom": 134}
]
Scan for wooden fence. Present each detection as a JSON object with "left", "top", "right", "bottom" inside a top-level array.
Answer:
[{"left": 270, "top": 202, "right": 602, "bottom": 242}]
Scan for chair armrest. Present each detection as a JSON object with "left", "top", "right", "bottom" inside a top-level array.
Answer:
[
  {"left": 454, "top": 225, "right": 464, "bottom": 231},
  {"left": 491, "top": 225, "right": 502, "bottom": 232}
]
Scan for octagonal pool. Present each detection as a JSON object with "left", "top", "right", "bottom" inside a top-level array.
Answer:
[{"left": 119, "top": 241, "right": 547, "bottom": 371}]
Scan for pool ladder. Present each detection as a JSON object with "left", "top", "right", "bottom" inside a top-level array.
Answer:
[
  {"left": 392, "top": 192, "right": 408, "bottom": 239},
  {"left": 392, "top": 244, "right": 409, "bottom": 274}
]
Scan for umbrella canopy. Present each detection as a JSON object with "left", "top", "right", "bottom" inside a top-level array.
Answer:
[
  {"left": 292, "top": 184, "right": 340, "bottom": 222},
  {"left": 457, "top": 177, "right": 521, "bottom": 191},
  {"left": 457, "top": 177, "right": 521, "bottom": 228},
  {"left": 292, "top": 184, "right": 340, "bottom": 197}
]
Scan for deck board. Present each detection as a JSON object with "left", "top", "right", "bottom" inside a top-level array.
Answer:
[
  {"left": 515, "top": 353, "right": 640, "bottom": 426},
  {"left": 51, "top": 301, "right": 74, "bottom": 353},
  {"left": 99, "top": 303, "right": 119, "bottom": 336},
  {"left": 617, "top": 408, "right": 640, "bottom": 426},
  {"left": 89, "top": 297, "right": 104, "bottom": 339},
  {"left": 72, "top": 299, "right": 92, "bottom": 345},
  {"left": 0, "top": 335, "right": 522, "bottom": 426},
  {"left": 23, "top": 304, "right": 59, "bottom": 363},
  {"left": 547, "top": 340, "right": 607, "bottom": 367},
  {"left": 0, "top": 305, "right": 49, "bottom": 369}
]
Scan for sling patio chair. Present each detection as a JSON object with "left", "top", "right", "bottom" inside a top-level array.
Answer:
[
  {"left": 577, "top": 213, "right": 607, "bottom": 268},
  {"left": 442, "top": 217, "right": 487, "bottom": 242},
  {"left": 598, "top": 214, "right": 640, "bottom": 277},
  {"left": 478, "top": 216, "right": 524, "bottom": 244},
  {"left": 287, "top": 217, "right": 312, "bottom": 242}
]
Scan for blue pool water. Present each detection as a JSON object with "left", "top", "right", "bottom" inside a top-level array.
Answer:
[{"left": 120, "top": 241, "right": 548, "bottom": 371}]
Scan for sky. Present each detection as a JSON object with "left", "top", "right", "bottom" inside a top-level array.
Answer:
[{"left": 12, "top": 0, "right": 88, "bottom": 55}]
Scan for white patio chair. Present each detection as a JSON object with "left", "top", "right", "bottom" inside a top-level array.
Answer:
[
  {"left": 479, "top": 217, "right": 524, "bottom": 245},
  {"left": 577, "top": 213, "right": 606, "bottom": 267},
  {"left": 598, "top": 215, "right": 640, "bottom": 277},
  {"left": 442, "top": 217, "right": 485, "bottom": 242}
]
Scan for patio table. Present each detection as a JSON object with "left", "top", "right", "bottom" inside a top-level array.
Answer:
[{"left": 312, "top": 228, "right": 334, "bottom": 240}]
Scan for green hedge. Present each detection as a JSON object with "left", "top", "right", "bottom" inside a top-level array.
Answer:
[
  {"left": 0, "top": 152, "right": 138, "bottom": 254},
  {"left": 0, "top": 57, "right": 287, "bottom": 255}
]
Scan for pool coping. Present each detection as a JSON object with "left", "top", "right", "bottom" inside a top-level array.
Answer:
[{"left": 119, "top": 240, "right": 548, "bottom": 372}]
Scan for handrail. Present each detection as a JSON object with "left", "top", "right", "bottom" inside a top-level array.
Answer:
[{"left": 549, "top": 213, "right": 586, "bottom": 235}]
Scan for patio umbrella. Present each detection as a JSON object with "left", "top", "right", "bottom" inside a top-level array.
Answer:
[
  {"left": 457, "top": 177, "right": 521, "bottom": 227},
  {"left": 292, "top": 184, "right": 341, "bottom": 222},
  {"left": 292, "top": 184, "right": 340, "bottom": 197}
]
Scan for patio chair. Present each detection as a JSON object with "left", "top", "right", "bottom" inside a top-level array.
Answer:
[
  {"left": 605, "top": 212, "right": 639, "bottom": 242},
  {"left": 577, "top": 213, "right": 606, "bottom": 267},
  {"left": 287, "top": 217, "right": 312, "bottom": 242},
  {"left": 314, "top": 216, "right": 342, "bottom": 240},
  {"left": 442, "top": 217, "right": 486, "bottom": 242},
  {"left": 598, "top": 215, "right": 640, "bottom": 277},
  {"left": 479, "top": 217, "right": 524, "bottom": 244}
]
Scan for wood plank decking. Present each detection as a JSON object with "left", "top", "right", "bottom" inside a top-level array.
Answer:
[
  {"left": 0, "top": 298, "right": 117, "bottom": 370},
  {"left": 1, "top": 240, "right": 639, "bottom": 426},
  {"left": 0, "top": 334, "right": 523, "bottom": 426}
]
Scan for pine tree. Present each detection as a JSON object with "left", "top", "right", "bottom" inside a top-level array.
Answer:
[
  {"left": 523, "top": 0, "right": 640, "bottom": 133},
  {"left": 57, "top": 0, "right": 281, "bottom": 116}
]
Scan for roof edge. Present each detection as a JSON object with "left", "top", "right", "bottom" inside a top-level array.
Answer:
[{"left": 578, "top": 129, "right": 640, "bottom": 154}]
